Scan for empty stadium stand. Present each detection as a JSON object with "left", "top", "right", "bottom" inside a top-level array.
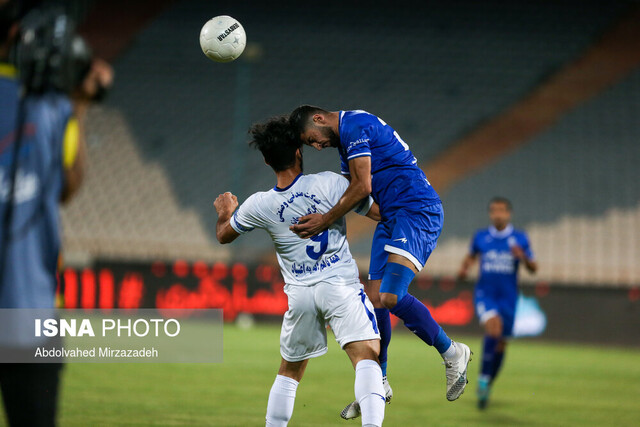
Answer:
[{"left": 59, "top": 0, "right": 638, "bottom": 286}]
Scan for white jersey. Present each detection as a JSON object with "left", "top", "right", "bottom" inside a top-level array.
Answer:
[{"left": 230, "top": 172, "right": 373, "bottom": 286}]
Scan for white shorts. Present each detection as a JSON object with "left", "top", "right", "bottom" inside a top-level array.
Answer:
[{"left": 280, "top": 281, "right": 380, "bottom": 362}]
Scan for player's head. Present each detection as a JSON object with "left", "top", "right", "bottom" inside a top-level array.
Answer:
[
  {"left": 249, "top": 116, "right": 303, "bottom": 173},
  {"left": 488, "top": 197, "right": 512, "bottom": 229},
  {"left": 289, "top": 105, "right": 340, "bottom": 151}
]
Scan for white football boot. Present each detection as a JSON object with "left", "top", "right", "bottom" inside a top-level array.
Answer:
[{"left": 443, "top": 341, "right": 472, "bottom": 401}]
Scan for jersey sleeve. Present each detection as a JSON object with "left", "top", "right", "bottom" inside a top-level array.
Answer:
[
  {"left": 339, "top": 153, "right": 349, "bottom": 176},
  {"left": 341, "top": 126, "right": 373, "bottom": 162},
  {"left": 229, "top": 195, "right": 263, "bottom": 234}
]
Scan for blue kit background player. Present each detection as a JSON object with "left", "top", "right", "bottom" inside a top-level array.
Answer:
[
  {"left": 289, "top": 106, "right": 471, "bottom": 411},
  {"left": 458, "top": 197, "right": 537, "bottom": 409}
]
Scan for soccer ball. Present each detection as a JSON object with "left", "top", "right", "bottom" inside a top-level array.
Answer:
[{"left": 199, "top": 15, "right": 246, "bottom": 63}]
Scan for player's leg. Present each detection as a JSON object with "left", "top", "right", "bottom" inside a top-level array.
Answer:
[
  {"left": 491, "top": 339, "right": 507, "bottom": 383},
  {"left": 344, "top": 340, "right": 385, "bottom": 427},
  {"left": 365, "top": 278, "right": 392, "bottom": 403},
  {"left": 322, "top": 282, "right": 385, "bottom": 426},
  {"left": 367, "top": 223, "right": 393, "bottom": 381},
  {"left": 377, "top": 206, "right": 471, "bottom": 401},
  {"left": 266, "top": 358, "right": 308, "bottom": 427},
  {"left": 379, "top": 253, "right": 447, "bottom": 350},
  {"left": 490, "top": 302, "right": 515, "bottom": 385},
  {"left": 477, "top": 307, "right": 503, "bottom": 409},
  {"left": 266, "top": 284, "right": 327, "bottom": 426}
]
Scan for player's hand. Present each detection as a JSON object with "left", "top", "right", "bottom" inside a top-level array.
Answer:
[
  {"left": 214, "top": 192, "right": 238, "bottom": 219},
  {"left": 511, "top": 245, "right": 526, "bottom": 261},
  {"left": 290, "top": 213, "right": 326, "bottom": 239}
]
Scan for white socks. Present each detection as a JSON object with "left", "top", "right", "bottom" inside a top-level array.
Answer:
[
  {"left": 266, "top": 361, "right": 385, "bottom": 427},
  {"left": 354, "top": 360, "right": 385, "bottom": 427},
  {"left": 441, "top": 341, "right": 457, "bottom": 360},
  {"left": 265, "top": 375, "right": 299, "bottom": 427}
]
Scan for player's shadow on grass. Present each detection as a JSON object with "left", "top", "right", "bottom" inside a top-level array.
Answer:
[{"left": 461, "top": 400, "right": 535, "bottom": 427}]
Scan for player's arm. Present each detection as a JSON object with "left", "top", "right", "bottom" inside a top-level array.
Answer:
[
  {"left": 343, "top": 173, "right": 380, "bottom": 221},
  {"left": 365, "top": 202, "right": 381, "bottom": 221},
  {"left": 214, "top": 192, "right": 240, "bottom": 244},
  {"left": 457, "top": 253, "right": 478, "bottom": 281},
  {"left": 290, "top": 156, "right": 372, "bottom": 238},
  {"left": 512, "top": 245, "right": 537, "bottom": 274}
]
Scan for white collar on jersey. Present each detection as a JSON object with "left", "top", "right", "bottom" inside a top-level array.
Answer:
[{"left": 488, "top": 223, "right": 513, "bottom": 239}]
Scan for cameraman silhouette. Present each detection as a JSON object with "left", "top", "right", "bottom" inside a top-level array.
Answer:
[{"left": 0, "top": 1, "right": 112, "bottom": 425}]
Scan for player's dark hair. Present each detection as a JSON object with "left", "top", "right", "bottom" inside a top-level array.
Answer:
[
  {"left": 489, "top": 197, "right": 512, "bottom": 211},
  {"left": 289, "top": 105, "right": 329, "bottom": 137},
  {"left": 249, "top": 116, "right": 302, "bottom": 172}
]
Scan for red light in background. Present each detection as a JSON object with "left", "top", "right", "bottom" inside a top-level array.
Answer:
[
  {"left": 628, "top": 287, "right": 640, "bottom": 302},
  {"left": 232, "top": 263, "right": 248, "bottom": 281},
  {"left": 535, "top": 281, "right": 550, "bottom": 298},
  {"left": 151, "top": 261, "right": 167, "bottom": 277},
  {"left": 81, "top": 269, "right": 96, "bottom": 309},
  {"left": 63, "top": 268, "right": 78, "bottom": 309},
  {"left": 212, "top": 262, "right": 228, "bottom": 280},
  {"left": 99, "top": 269, "right": 114, "bottom": 310},
  {"left": 256, "top": 264, "right": 275, "bottom": 282},
  {"left": 173, "top": 260, "right": 189, "bottom": 277},
  {"left": 119, "top": 273, "right": 144, "bottom": 309},
  {"left": 193, "top": 261, "right": 209, "bottom": 279}
]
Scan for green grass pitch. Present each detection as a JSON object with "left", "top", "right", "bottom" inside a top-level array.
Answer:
[{"left": 56, "top": 324, "right": 640, "bottom": 426}]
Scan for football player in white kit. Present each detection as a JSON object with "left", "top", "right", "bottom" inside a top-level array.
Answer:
[{"left": 214, "top": 116, "right": 386, "bottom": 427}]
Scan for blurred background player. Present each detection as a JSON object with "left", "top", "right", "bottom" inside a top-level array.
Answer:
[
  {"left": 289, "top": 106, "right": 472, "bottom": 411},
  {"left": 457, "top": 197, "right": 537, "bottom": 409},
  {"left": 0, "top": 1, "right": 112, "bottom": 425},
  {"left": 213, "top": 117, "right": 385, "bottom": 427}
]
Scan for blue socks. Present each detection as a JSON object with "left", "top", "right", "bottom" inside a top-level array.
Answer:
[
  {"left": 434, "top": 327, "right": 453, "bottom": 355},
  {"left": 481, "top": 336, "right": 498, "bottom": 378},
  {"left": 490, "top": 345, "right": 505, "bottom": 383},
  {"left": 374, "top": 308, "right": 391, "bottom": 376},
  {"left": 389, "top": 293, "right": 451, "bottom": 354},
  {"left": 379, "top": 262, "right": 454, "bottom": 367}
]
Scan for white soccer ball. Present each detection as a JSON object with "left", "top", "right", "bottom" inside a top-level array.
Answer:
[{"left": 199, "top": 15, "right": 246, "bottom": 63}]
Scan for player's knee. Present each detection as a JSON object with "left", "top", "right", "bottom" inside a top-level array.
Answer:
[
  {"left": 344, "top": 340, "right": 380, "bottom": 368},
  {"left": 379, "top": 292, "right": 397, "bottom": 309},
  {"left": 364, "top": 280, "right": 382, "bottom": 307},
  {"left": 484, "top": 316, "right": 503, "bottom": 338},
  {"left": 278, "top": 359, "right": 306, "bottom": 382}
]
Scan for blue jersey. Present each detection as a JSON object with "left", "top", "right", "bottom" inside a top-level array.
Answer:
[
  {"left": 337, "top": 110, "right": 440, "bottom": 218},
  {"left": 0, "top": 64, "right": 71, "bottom": 309},
  {"left": 470, "top": 224, "right": 534, "bottom": 292}
]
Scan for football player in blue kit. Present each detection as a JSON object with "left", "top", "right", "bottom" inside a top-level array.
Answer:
[
  {"left": 289, "top": 106, "right": 472, "bottom": 416},
  {"left": 458, "top": 197, "right": 537, "bottom": 409}
]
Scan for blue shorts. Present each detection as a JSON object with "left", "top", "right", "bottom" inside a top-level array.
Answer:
[
  {"left": 474, "top": 285, "right": 517, "bottom": 337},
  {"left": 368, "top": 203, "right": 443, "bottom": 280}
]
